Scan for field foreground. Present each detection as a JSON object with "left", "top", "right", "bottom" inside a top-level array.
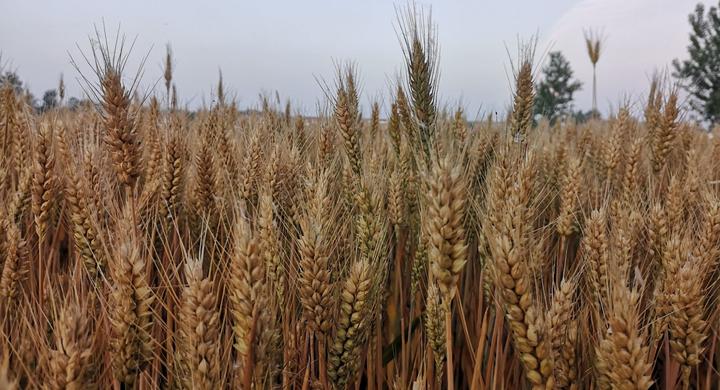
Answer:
[{"left": 1, "top": 15, "right": 720, "bottom": 390}]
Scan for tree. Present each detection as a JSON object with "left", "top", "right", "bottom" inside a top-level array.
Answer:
[
  {"left": 673, "top": 1, "right": 720, "bottom": 124},
  {"left": 67, "top": 97, "right": 81, "bottom": 110},
  {"left": 1, "top": 72, "right": 36, "bottom": 109},
  {"left": 41, "top": 89, "right": 58, "bottom": 112},
  {"left": 67, "top": 97, "right": 92, "bottom": 111},
  {"left": 534, "top": 51, "right": 582, "bottom": 124},
  {"left": 573, "top": 109, "right": 595, "bottom": 124},
  {"left": 0, "top": 71, "right": 24, "bottom": 95}
]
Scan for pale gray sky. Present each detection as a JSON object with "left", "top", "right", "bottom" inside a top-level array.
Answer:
[{"left": 0, "top": 0, "right": 712, "bottom": 117}]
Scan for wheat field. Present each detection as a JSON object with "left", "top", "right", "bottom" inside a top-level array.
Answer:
[{"left": 1, "top": 6, "right": 719, "bottom": 390}]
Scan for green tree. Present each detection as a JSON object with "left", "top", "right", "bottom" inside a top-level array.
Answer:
[
  {"left": 0, "top": 71, "right": 24, "bottom": 95},
  {"left": 534, "top": 51, "right": 582, "bottom": 124},
  {"left": 41, "top": 89, "right": 58, "bottom": 112},
  {"left": 1, "top": 71, "right": 36, "bottom": 108},
  {"left": 673, "top": 1, "right": 720, "bottom": 124}
]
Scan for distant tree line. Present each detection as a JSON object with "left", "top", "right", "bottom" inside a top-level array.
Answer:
[
  {"left": 3, "top": 0, "right": 720, "bottom": 126},
  {"left": 0, "top": 71, "right": 90, "bottom": 112}
]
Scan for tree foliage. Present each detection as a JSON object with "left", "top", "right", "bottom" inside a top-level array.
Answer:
[
  {"left": 673, "top": 1, "right": 720, "bottom": 124},
  {"left": 0, "top": 71, "right": 24, "bottom": 95},
  {"left": 41, "top": 89, "right": 58, "bottom": 112},
  {"left": 534, "top": 51, "right": 582, "bottom": 124}
]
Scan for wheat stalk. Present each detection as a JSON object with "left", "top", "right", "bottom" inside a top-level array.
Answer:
[
  {"left": 328, "top": 259, "right": 373, "bottom": 388},
  {"left": 228, "top": 212, "right": 263, "bottom": 365},
  {"left": 31, "top": 123, "right": 58, "bottom": 242},
  {"left": 0, "top": 222, "right": 29, "bottom": 312},
  {"left": 47, "top": 299, "right": 96, "bottom": 390},
  {"left": 595, "top": 282, "right": 653, "bottom": 390},
  {"left": 177, "top": 258, "right": 220, "bottom": 389},
  {"left": 107, "top": 205, "right": 154, "bottom": 386}
]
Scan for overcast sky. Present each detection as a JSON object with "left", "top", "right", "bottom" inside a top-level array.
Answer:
[{"left": 0, "top": 0, "right": 712, "bottom": 117}]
